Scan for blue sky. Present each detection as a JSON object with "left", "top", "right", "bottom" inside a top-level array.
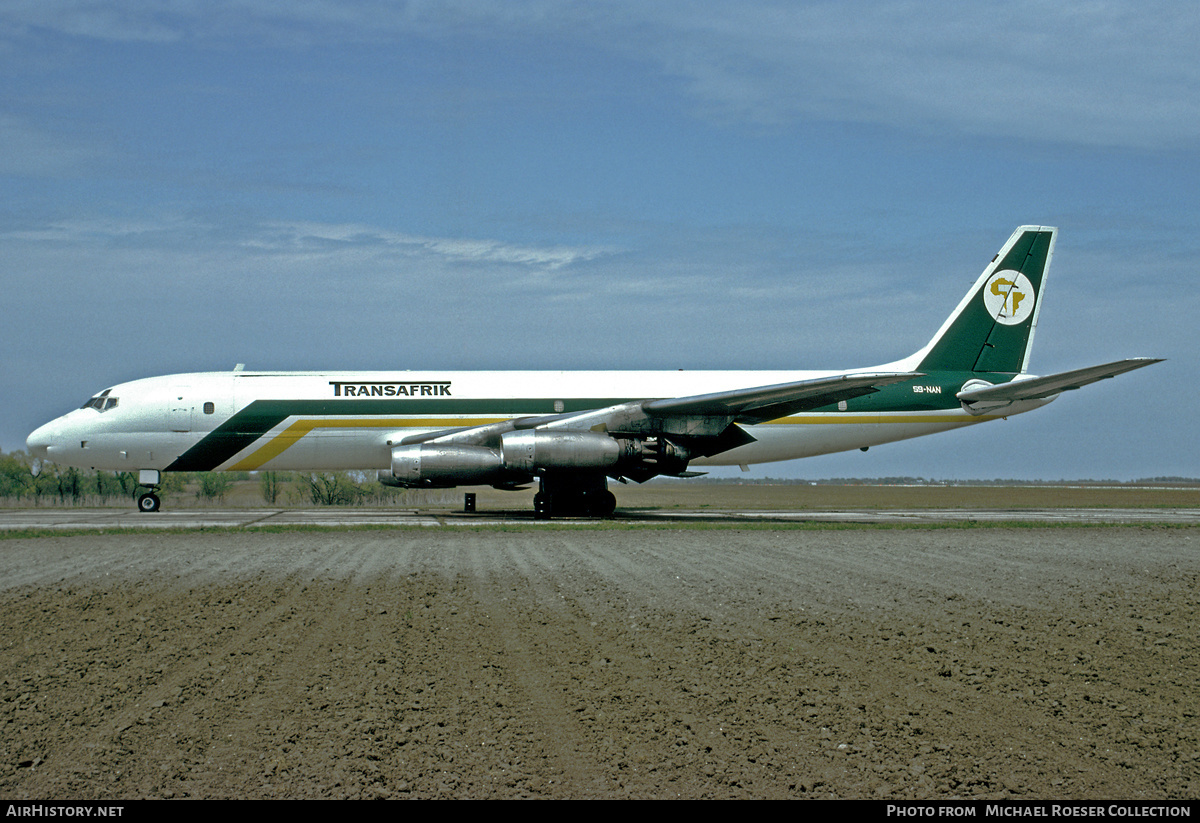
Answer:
[{"left": 3, "top": 1, "right": 1196, "bottom": 480}]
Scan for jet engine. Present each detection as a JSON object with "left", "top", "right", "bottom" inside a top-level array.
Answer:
[
  {"left": 379, "top": 443, "right": 506, "bottom": 488},
  {"left": 500, "top": 430, "right": 626, "bottom": 472},
  {"left": 379, "top": 431, "right": 693, "bottom": 488},
  {"left": 501, "top": 430, "right": 691, "bottom": 476}
]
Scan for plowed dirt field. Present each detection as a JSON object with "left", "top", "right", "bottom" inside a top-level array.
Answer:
[{"left": 2, "top": 526, "right": 1196, "bottom": 799}]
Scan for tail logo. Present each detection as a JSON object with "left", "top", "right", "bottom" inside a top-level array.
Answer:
[{"left": 982, "top": 270, "right": 1035, "bottom": 326}]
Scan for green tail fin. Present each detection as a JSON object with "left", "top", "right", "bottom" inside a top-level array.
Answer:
[{"left": 915, "top": 226, "right": 1057, "bottom": 374}]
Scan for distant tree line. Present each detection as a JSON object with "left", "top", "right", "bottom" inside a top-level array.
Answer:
[
  {"left": 0, "top": 450, "right": 454, "bottom": 507},
  {"left": 257, "top": 470, "right": 447, "bottom": 506},
  {"left": 0, "top": 450, "right": 242, "bottom": 506},
  {"left": 0, "top": 450, "right": 137, "bottom": 506}
]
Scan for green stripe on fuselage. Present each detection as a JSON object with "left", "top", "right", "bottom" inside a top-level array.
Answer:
[
  {"left": 164, "top": 397, "right": 636, "bottom": 471},
  {"left": 164, "top": 377, "right": 1004, "bottom": 473}
]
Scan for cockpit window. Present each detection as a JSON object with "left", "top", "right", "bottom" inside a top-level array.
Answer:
[{"left": 80, "top": 389, "right": 118, "bottom": 412}]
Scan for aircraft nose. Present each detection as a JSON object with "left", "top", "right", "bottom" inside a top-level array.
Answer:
[{"left": 26, "top": 422, "right": 56, "bottom": 459}]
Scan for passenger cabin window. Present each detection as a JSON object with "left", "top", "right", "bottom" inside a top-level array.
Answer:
[
  {"left": 80, "top": 389, "right": 118, "bottom": 412},
  {"left": 203, "top": 402, "right": 215, "bottom": 414}
]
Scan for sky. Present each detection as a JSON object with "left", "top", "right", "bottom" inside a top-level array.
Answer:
[{"left": 2, "top": 1, "right": 1196, "bottom": 481}]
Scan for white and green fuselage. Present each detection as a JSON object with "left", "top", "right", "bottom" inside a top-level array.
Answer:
[
  {"left": 27, "top": 367, "right": 1050, "bottom": 475},
  {"left": 26, "top": 226, "right": 1159, "bottom": 515}
]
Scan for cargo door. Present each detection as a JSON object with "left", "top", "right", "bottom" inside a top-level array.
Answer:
[{"left": 169, "top": 385, "right": 192, "bottom": 432}]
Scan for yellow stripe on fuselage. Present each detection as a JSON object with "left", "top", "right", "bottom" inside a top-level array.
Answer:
[
  {"left": 226, "top": 417, "right": 510, "bottom": 471},
  {"left": 224, "top": 409, "right": 1003, "bottom": 471}
]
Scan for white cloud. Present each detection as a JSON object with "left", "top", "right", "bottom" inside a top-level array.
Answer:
[
  {"left": 5, "top": 2, "right": 1195, "bottom": 148},
  {"left": 0, "top": 216, "right": 622, "bottom": 312},
  {"left": 244, "top": 220, "right": 615, "bottom": 271},
  {"left": 0, "top": 0, "right": 180, "bottom": 42},
  {"left": 629, "top": 2, "right": 1200, "bottom": 148}
]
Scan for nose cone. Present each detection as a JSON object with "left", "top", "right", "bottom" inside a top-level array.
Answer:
[{"left": 26, "top": 421, "right": 57, "bottom": 459}]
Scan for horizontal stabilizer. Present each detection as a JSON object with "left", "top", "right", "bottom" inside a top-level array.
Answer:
[{"left": 957, "top": 358, "right": 1162, "bottom": 406}]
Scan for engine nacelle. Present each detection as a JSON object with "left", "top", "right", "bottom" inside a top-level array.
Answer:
[
  {"left": 380, "top": 432, "right": 695, "bottom": 488},
  {"left": 382, "top": 444, "right": 505, "bottom": 488},
  {"left": 501, "top": 430, "right": 627, "bottom": 473}
]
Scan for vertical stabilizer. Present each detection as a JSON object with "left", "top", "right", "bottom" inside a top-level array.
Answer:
[{"left": 914, "top": 226, "right": 1056, "bottom": 374}]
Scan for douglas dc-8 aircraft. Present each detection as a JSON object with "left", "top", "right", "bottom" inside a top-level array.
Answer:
[{"left": 27, "top": 226, "right": 1159, "bottom": 517}]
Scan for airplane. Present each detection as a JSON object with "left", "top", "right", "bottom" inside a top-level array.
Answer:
[{"left": 26, "top": 226, "right": 1160, "bottom": 518}]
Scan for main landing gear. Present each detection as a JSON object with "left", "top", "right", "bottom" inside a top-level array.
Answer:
[
  {"left": 533, "top": 474, "right": 617, "bottom": 519},
  {"left": 137, "top": 492, "right": 161, "bottom": 513}
]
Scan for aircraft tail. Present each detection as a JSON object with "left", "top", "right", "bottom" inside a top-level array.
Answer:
[{"left": 910, "top": 226, "right": 1057, "bottom": 374}]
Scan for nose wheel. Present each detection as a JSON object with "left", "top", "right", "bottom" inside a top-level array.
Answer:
[{"left": 135, "top": 469, "right": 163, "bottom": 513}]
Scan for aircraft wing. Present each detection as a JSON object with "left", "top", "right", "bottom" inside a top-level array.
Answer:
[
  {"left": 401, "top": 371, "right": 921, "bottom": 450},
  {"left": 957, "top": 358, "right": 1162, "bottom": 407},
  {"left": 642, "top": 372, "right": 922, "bottom": 424}
]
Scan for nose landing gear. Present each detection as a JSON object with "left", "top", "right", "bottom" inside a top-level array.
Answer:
[{"left": 136, "top": 469, "right": 162, "bottom": 513}]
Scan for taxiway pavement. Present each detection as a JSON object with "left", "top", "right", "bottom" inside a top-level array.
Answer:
[{"left": 1, "top": 506, "right": 1198, "bottom": 530}]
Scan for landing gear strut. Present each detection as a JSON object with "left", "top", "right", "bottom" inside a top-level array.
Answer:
[
  {"left": 533, "top": 475, "right": 617, "bottom": 519},
  {"left": 136, "top": 469, "right": 162, "bottom": 513}
]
